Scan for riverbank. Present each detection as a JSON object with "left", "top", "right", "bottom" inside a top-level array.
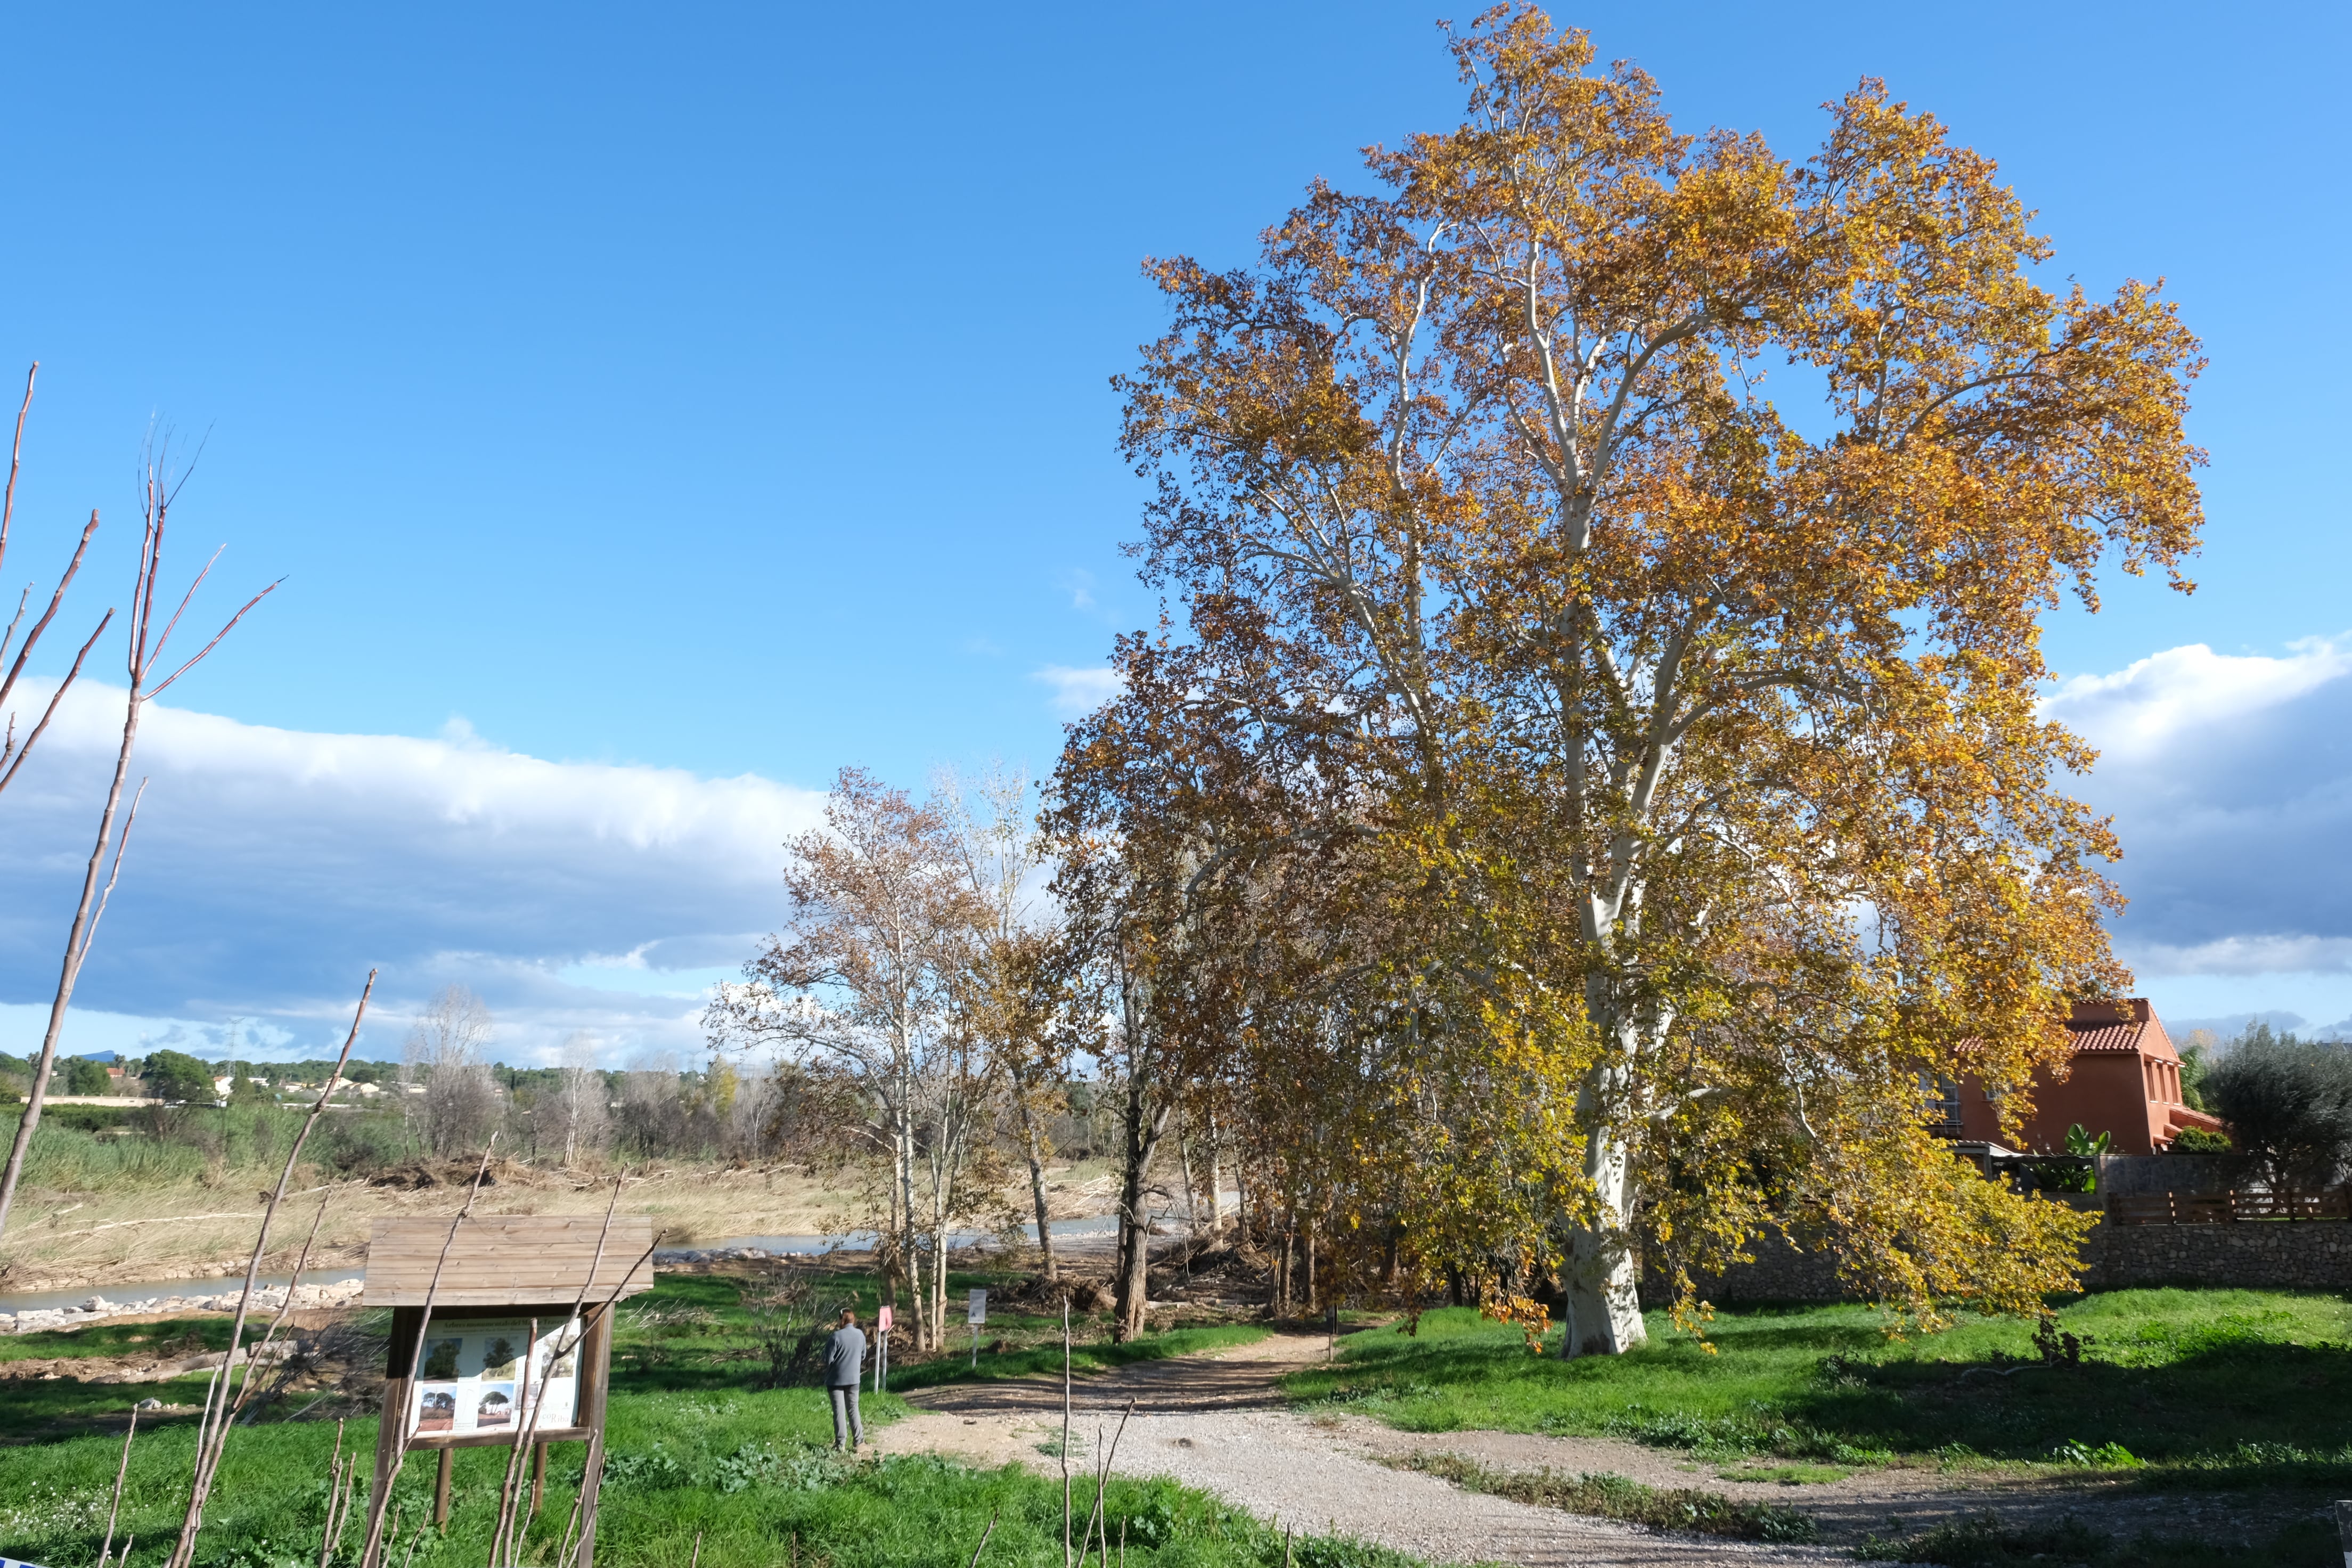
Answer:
[{"left": 0, "top": 1155, "right": 1128, "bottom": 1296}]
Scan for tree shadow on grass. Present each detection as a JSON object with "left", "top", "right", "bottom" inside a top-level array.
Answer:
[{"left": 1792, "top": 1337, "right": 2352, "bottom": 1467}]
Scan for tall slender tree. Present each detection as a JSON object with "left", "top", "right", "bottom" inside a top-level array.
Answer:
[
  {"left": 709, "top": 767, "right": 987, "bottom": 1351},
  {"left": 1090, "top": 7, "right": 2202, "bottom": 1351}
]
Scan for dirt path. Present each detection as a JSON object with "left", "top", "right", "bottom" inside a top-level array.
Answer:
[
  {"left": 874, "top": 1334, "right": 2301, "bottom": 1564},
  {"left": 877, "top": 1336, "right": 1840, "bottom": 1567}
]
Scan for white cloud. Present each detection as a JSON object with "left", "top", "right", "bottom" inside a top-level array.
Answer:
[
  {"left": 0, "top": 681, "right": 827, "bottom": 1064},
  {"left": 2045, "top": 638, "right": 2352, "bottom": 761},
  {"left": 2041, "top": 634, "right": 2352, "bottom": 1010},
  {"left": 1031, "top": 663, "right": 1122, "bottom": 718}
]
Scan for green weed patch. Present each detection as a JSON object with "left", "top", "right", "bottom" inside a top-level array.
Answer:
[
  {"left": 1384, "top": 1452, "right": 1816, "bottom": 1544},
  {"left": 1855, "top": 1509, "right": 2340, "bottom": 1567}
]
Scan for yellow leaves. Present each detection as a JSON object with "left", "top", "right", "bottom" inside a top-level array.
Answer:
[
  {"left": 1479, "top": 1288, "right": 1557, "bottom": 1355},
  {"left": 1077, "top": 0, "right": 2201, "bottom": 1355}
]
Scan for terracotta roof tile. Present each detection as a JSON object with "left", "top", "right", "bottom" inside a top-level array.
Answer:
[
  {"left": 2063, "top": 998, "right": 2179, "bottom": 1060},
  {"left": 2067, "top": 1022, "right": 2148, "bottom": 1054}
]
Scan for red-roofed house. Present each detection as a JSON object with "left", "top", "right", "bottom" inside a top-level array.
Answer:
[{"left": 1946, "top": 999, "right": 2226, "bottom": 1155}]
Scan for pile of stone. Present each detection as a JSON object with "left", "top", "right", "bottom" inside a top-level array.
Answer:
[
  {"left": 0, "top": 1275, "right": 365, "bottom": 1335},
  {"left": 653, "top": 1244, "right": 810, "bottom": 1265}
]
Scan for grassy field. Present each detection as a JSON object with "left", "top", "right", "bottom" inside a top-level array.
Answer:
[
  {"left": 1284, "top": 1291, "right": 2352, "bottom": 1483},
  {"left": 0, "top": 1270, "right": 1391, "bottom": 1568}
]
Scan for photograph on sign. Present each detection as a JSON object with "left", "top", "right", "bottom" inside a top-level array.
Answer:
[{"left": 409, "top": 1318, "right": 581, "bottom": 1439}]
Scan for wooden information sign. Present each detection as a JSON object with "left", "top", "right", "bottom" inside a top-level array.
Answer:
[{"left": 366, "top": 1215, "right": 654, "bottom": 1565}]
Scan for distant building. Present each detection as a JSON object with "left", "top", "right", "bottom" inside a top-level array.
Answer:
[{"left": 1943, "top": 999, "right": 2225, "bottom": 1155}]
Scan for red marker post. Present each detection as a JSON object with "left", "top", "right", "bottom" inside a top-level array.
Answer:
[{"left": 874, "top": 1303, "right": 893, "bottom": 1393}]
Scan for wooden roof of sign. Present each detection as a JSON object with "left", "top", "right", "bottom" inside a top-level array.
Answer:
[{"left": 363, "top": 1215, "right": 657, "bottom": 1306}]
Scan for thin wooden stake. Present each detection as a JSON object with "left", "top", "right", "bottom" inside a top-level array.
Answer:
[
  {"left": 495, "top": 1175, "right": 623, "bottom": 1563},
  {"left": 320, "top": 1418, "right": 348, "bottom": 1568},
  {"left": 565, "top": 1232, "right": 666, "bottom": 1568},
  {"left": 357, "top": 1137, "right": 498, "bottom": 1568},
  {"left": 688, "top": 1530, "right": 704, "bottom": 1568},
  {"left": 1061, "top": 1294, "right": 1072, "bottom": 1568},
  {"left": 98, "top": 1406, "right": 137, "bottom": 1568},
  {"left": 168, "top": 972, "right": 375, "bottom": 1568},
  {"left": 964, "top": 1510, "right": 1000, "bottom": 1568}
]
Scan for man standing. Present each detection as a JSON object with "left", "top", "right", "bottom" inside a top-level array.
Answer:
[{"left": 827, "top": 1308, "right": 868, "bottom": 1452}]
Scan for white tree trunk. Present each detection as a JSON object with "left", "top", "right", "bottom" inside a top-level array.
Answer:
[{"left": 1557, "top": 1114, "right": 1646, "bottom": 1357}]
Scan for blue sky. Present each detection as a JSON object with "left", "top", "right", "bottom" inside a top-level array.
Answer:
[{"left": 0, "top": 1, "right": 2347, "bottom": 1063}]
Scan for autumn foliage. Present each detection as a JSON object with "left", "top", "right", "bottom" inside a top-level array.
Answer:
[{"left": 1052, "top": 7, "right": 2201, "bottom": 1350}]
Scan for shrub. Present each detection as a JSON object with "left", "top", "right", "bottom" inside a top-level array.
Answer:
[
  {"left": 2204, "top": 1034, "right": 2352, "bottom": 1184},
  {"left": 2169, "top": 1126, "right": 2232, "bottom": 1154}
]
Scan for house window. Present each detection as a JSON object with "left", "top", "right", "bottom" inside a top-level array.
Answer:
[{"left": 1921, "top": 1074, "right": 1962, "bottom": 1132}]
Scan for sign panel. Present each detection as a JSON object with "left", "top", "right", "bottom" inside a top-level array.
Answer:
[
  {"left": 877, "top": 1303, "right": 893, "bottom": 1332},
  {"left": 409, "top": 1317, "right": 581, "bottom": 1440},
  {"left": 967, "top": 1288, "right": 987, "bottom": 1326}
]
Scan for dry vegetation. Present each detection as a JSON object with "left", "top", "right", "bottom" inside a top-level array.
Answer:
[{"left": 1, "top": 1153, "right": 1128, "bottom": 1293}]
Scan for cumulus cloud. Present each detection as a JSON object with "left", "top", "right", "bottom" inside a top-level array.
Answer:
[
  {"left": 2045, "top": 637, "right": 2352, "bottom": 978},
  {"left": 2047, "top": 639, "right": 2352, "bottom": 761},
  {"left": 0, "top": 681, "right": 826, "bottom": 1063},
  {"left": 1031, "top": 663, "right": 1122, "bottom": 717}
]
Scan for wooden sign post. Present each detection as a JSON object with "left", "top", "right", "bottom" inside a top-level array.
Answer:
[{"left": 366, "top": 1215, "right": 654, "bottom": 1568}]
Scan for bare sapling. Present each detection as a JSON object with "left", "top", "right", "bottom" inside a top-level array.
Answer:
[
  {"left": 561, "top": 1231, "right": 666, "bottom": 1568},
  {"left": 1077, "top": 1399, "right": 1135, "bottom": 1568},
  {"left": 1061, "top": 1295, "right": 1072, "bottom": 1568},
  {"left": 489, "top": 1177, "right": 623, "bottom": 1564},
  {"left": 165, "top": 970, "right": 376, "bottom": 1568},
  {"left": 0, "top": 362, "right": 114, "bottom": 805},
  {"left": 355, "top": 1138, "right": 500, "bottom": 1568},
  {"left": 97, "top": 1406, "right": 137, "bottom": 1567},
  {"left": 228, "top": 1184, "right": 337, "bottom": 1423},
  {"left": 0, "top": 440, "right": 279, "bottom": 1240},
  {"left": 318, "top": 1417, "right": 348, "bottom": 1568},
  {"left": 965, "top": 1510, "right": 1001, "bottom": 1568}
]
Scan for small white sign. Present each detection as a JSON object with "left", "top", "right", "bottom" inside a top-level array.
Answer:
[
  {"left": 410, "top": 1317, "right": 580, "bottom": 1441},
  {"left": 967, "top": 1288, "right": 987, "bottom": 1326}
]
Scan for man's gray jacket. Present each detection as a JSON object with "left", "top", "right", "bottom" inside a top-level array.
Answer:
[{"left": 826, "top": 1325, "right": 867, "bottom": 1387}]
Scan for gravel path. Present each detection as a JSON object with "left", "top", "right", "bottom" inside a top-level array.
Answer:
[
  {"left": 876, "top": 1337, "right": 1845, "bottom": 1567},
  {"left": 874, "top": 1332, "right": 2307, "bottom": 1564}
]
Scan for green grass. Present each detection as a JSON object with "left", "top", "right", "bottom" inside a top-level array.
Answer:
[
  {"left": 1382, "top": 1452, "right": 1816, "bottom": 1544},
  {"left": 0, "top": 1387, "right": 1420, "bottom": 1568},
  {"left": 1, "top": 1317, "right": 242, "bottom": 1438},
  {"left": 1284, "top": 1291, "right": 2352, "bottom": 1484},
  {"left": 0, "top": 1272, "right": 1403, "bottom": 1568},
  {"left": 1713, "top": 1463, "right": 1848, "bottom": 1484}
]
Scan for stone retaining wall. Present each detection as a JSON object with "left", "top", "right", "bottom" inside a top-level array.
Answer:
[{"left": 1639, "top": 1213, "right": 2352, "bottom": 1305}]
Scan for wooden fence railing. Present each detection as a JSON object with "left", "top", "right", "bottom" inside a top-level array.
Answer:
[{"left": 2106, "top": 1189, "right": 2352, "bottom": 1226}]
